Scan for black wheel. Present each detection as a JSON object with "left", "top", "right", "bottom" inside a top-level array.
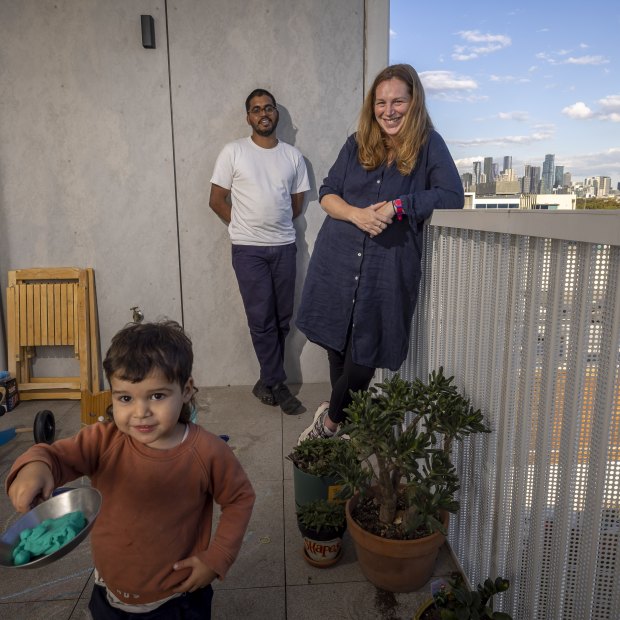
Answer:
[{"left": 34, "top": 410, "right": 55, "bottom": 444}]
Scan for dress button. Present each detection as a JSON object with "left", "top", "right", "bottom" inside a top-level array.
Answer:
[
  {"left": 376, "top": 179, "right": 380, "bottom": 184},
  {"left": 354, "top": 276, "right": 359, "bottom": 280},
  {"left": 357, "top": 252, "right": 362, "bottom": 257}
]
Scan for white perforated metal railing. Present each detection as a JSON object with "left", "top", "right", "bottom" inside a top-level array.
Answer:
[{"left": 381, "top": 211, "right": 620, "bottom": 620}]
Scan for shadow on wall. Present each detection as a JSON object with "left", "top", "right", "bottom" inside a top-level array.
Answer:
[{"left": 277, "top": 105, "right": 320, "bottom": 386}]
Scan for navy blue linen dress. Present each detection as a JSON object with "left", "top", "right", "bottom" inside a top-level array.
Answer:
[{"left": 296, "top": 130, "right": 464, "bottom": 371}]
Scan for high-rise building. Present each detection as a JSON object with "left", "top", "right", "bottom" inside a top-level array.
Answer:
[
  {"left": 554, "top": 165, "right": 565, "bottom": 188},
  {"left": 503, "top": 156, "right": 512, "bottom": 172},
  {"left": 563, "top": 172, "right": 572, "bottom": 187},
  {"left": 542, "top": 154, "right": 555, "bottom": 193},
  {"left": 484, "top": 157, "right": 495, "bottom": 182},
  {"left": 461, "top": 173, "right": 473, "bottom": 191},
  {"left": 473, "top": 161, "right": 482, "bottom": 185},
  {"left": 598, "top": 176, "right": 611, "bottom": 197}
]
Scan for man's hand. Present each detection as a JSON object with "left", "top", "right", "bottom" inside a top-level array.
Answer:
[
  {"left": 8, "top": 461, "right": 55, "bottom": 513},
  {"left": 172, "top": 555, "right": 218, "bottom": 593}
]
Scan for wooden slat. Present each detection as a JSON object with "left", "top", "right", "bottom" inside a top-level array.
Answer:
[
  {"left": 33, "top": 284, "right": 41, "bottom": 344},
  {"left": 20, "top": 381, "right": 81, "bottom": 390},
  {"left": 47, "top": 283, "right": 55, "bottom": 343},
  {"left": 6, "top": 285, "right": 17, "bottom": 380},
  {"left": 20, "top": 391, "right": 81, "bottom": 401},
  {"left": 53, "top": 283, "right": 61, "bottom": 344},
  {"left": 60, "top": 283, "right": 68, "bottom": 345},
  {"left": 26, "top": 284, "right": 35, "bottom": 345},
  {"left": 87, "top": 269, "right": 101, "bottom": 391},
  {"left": 67, "top": 283, "right": 75, "bottom": 344},
  {"left": 13, "top": 267, "right": 81, "bottom": 280},
  {"left": 18, "top": 283, "right": 27, "bottom": 345},
  {"left": 40, "top": 284, "right": 48, "bottom": 345}
]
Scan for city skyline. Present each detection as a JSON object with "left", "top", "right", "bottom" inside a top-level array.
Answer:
[{"left": 389, "top": 0, "right": 619, "bottom": 187}]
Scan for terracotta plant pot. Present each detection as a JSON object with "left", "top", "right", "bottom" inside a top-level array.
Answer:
[
  {"left": 297, "top": 521, "right": 346, "bottom": 568},
  {"left": 345, "top": 494, "right": 448, "bottom": 593}
]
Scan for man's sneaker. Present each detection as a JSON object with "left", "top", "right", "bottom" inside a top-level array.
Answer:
[
  {"left": 272, "top": 382, "right": 302, "bottom": 415},
  {"left": 297, "top": 402, "right": 334, "bottom": 444},
  {"left": 252, "top": 379, "right": 275, "bottom": 406}
]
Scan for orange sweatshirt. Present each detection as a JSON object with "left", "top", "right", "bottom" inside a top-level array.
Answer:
[{"left": 6, "top": 422, "right": 255, "bottom": 605}]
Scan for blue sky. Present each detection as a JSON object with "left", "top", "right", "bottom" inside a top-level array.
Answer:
[{"left": 389, "top": 1, "right": 620, "bottom": 187}]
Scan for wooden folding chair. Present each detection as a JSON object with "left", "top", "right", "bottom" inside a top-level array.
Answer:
[{"left": 6, "top": 267, "right": 101, "bottom": 401}]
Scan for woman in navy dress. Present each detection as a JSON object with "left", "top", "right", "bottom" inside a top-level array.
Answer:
[{"left": 297, "top": 64, "right": 463, "bottom": 443}]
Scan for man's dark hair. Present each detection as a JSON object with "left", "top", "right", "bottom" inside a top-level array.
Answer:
[
  {"left": 103, "top": 320, "right": 195, "bottom": 423},
  {"left": 245, "top": 88, "right": 277, "bottom": 112}
]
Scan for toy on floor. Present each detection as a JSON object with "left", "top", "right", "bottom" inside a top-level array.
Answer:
[
  {"left": 0, "top": 410, "right": 55, "bottom": 447},
  {"left": 12, "top": 510, "right": 87, "bottom": 565}
]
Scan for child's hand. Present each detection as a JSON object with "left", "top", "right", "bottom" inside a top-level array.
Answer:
[
  {"left": 8, "top": 461, "right": 55, "bottom": 513},
  {"left": 172, "top": 556, "right": 217, "bottom": 593}
]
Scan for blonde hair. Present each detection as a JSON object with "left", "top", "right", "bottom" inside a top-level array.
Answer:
[{"left": 357, "top": 64, "right": 433, "bottom": 176}]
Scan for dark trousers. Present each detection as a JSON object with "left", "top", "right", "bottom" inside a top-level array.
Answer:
[
  {"left": 88, "top": 584, "right": 213, "bottom": 619},
  {"left": 326, "top": 335, "right": 375, "bottom": 425},
  {"left": 232, "top": 243, "right": 296, "bottom": 387}
]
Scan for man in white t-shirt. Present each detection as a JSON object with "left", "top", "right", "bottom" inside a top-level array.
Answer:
[{"left": 209, "top": 89, "right": 310, "bottom": 414}]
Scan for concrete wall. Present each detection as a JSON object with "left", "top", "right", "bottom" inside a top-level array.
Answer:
[{"left": 0, "top": 0, "right": 388, "bottom": 387}]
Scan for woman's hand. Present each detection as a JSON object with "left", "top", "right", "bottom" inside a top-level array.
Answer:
[
  {"left": 8, "top": 461, "right": 55, "bottom": 513},
  {"left": 172, "top": 556, "right": 218, "bottom": 593},
  {"left": 350, "top": 201, "right": 392, "bottom": 237}
]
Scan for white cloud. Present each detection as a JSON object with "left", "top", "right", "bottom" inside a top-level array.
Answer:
[
  {"left": 489, "top": 74, "right": 531, "bottom": 84},
  {"left": 536, "top": 51, "right": 609, "bottom": 66},
  {"left": 419, "top": 71, "right": 484, "bottom": 102},
  {"left": 450, "top": 131, "right": 553, "bottom": 147},
  {"left": 498, "top": 111, "right": 529, "bottom": 122},
  {"left": 579, "top": 43, "right": 589, "bottom": 49},
  {"left": 389, "top": 29, "right": 397, "bottom": 39},
  {"left": 562, "top": 102, "right": 593, "bottom": 119},
  {"left": 419, "top": 71, "right": 477, "bottom": 92},
  {"left": 565, "top": 55, "right": 609, "bottom": 65},
  {"left": 452, "top": 30, "right": 511, "bottom": 61},
  {"left": 560, "top": 148, "right": 620, "bottom": 178},
  {"left": 598, "top": 95, "right": 620, "bottom": 111},
  {"left": 562, "top": 97, "right": 620, "bottom": 122}
]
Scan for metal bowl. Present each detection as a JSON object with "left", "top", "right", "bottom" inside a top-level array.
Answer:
[{"left": 0, "top": 486, "right": 102, "bottom": 569}]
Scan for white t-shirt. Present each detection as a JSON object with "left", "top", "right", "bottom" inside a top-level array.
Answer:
[{"left": 210, "top": 137, "right": 310, "bottom": 246}]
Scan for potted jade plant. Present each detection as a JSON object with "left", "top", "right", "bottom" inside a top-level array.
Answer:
[
  {"left": 415, "top": 573, "right": 512, "bottom": 619},
  {"left": 296, "top": 499, "right": 347, "bottom": 568},
  {"left": 287, "top": 437, "right": 353, "bottom": 509},
  {"left": 332, "top": 369, "right": 490, "bottom": 592}
]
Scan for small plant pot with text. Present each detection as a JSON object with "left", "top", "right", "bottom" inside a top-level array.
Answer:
[
  {"left": 296, "top": 500, "right": 347, "bottom": 568},
  {"left": 331, "top": 369, "right": 491, "bottom": 592}
]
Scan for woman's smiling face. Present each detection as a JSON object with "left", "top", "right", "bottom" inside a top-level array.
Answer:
[{"left": 373, "top": 77, "right": 412, "bottom": 138}]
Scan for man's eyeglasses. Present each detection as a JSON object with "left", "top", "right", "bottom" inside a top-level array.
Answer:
[{"left": 249, "top": 105, "right": 277, "bottom": 116}]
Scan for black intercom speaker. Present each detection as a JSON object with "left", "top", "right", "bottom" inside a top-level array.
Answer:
[{"left": 141, "top": 15, "right": 155, "bottom": 49}]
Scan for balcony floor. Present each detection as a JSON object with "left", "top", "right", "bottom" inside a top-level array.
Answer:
[{"left": 0, "top": 383, "right": 458, "bottom": 619}]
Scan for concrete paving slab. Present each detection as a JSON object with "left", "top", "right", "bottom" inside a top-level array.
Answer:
[
  {"left": 215, "top": 480, "right": 285, "bottom": 590},
  {"left": 286, "top": 581, "right": 428, "bottom": 619},
  {"left": 213, "top": 585, "right": 286, "bottom": 619}
]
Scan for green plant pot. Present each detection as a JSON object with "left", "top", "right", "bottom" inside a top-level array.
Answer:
[{"left": 293, "top": 465, "right": 343, "bottom": 509}]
